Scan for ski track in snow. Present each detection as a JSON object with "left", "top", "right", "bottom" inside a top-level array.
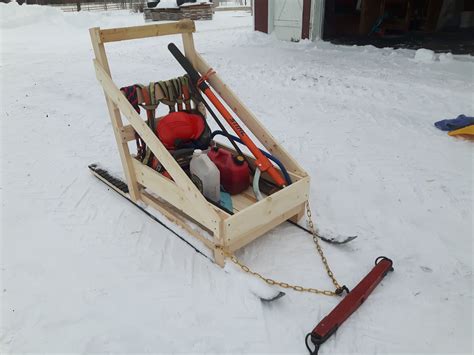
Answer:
[{"left": 1, "top": 3, "right": 473, "bottom": 354}]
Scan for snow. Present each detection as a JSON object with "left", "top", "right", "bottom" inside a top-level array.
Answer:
[
  {"left": 180, "top": 2, "right": 212, "bottom": 7},
  {"left": 156, "top": 0, "right": 178, "bottom": 9},
  {"left": 414, "top": 48, "right": 436, "bottom": 63},
  {"left": 155, "top": 0, "right": 210, "bottom": 9},
  {"left": 1, "top": 3, "right": 473, "bottom": 354}
]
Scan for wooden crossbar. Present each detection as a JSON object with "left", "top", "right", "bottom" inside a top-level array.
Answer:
[{"left": 99, "top": 20, "right": 195, "bottom": 43}]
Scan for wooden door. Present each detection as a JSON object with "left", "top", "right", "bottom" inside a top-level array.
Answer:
[{"left": 273, "top": 0, "right": 305, "bottom": 41}]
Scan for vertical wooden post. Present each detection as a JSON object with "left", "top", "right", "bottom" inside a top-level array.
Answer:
[
  {"left": 89, "top": 27, "right": 141, "bottom": 202},
  {"left": 213, "top": 246, "right": 226, "bottom": 267},
  {"left": 213, "top": 225, "right": 226, "bottom": 267},
  {"left": 290, "top": 202, "right": 306, "bottom": 223},
  {"left": 181, "top": 32, "right": 197, "bottom": 68}
]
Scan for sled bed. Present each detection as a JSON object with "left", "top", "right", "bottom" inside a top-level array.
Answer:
[{"left": 89, "top": 20, "right": 310, "bottom": 266}]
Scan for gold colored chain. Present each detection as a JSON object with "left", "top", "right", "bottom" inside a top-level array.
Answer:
[
  {"left": 305, "top": 202, "right": 342, "bottom": 291},
  {"left": 224, "top": 201, "right": 344, "bottom": 297}
]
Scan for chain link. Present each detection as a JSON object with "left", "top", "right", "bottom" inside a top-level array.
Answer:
[
  {"left": 222, "top": 201, "right": 344, "bottom": 297},
  {"left": 305, "top": 202, "right": 342, "bottom": 291}
]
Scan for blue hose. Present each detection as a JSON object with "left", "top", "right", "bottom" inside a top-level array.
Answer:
[{"left": 210, "top": 130, "right": 292, "bottom": 185}]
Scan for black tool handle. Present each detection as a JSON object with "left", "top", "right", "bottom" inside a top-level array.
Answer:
[
  {"left": 168, "top": 43, "right": 208, "bottom": 90},
  {"left": 167, "top": 42, "right": 246, "bottom": 160}
]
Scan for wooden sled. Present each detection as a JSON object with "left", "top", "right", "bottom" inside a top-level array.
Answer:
[{"left": 89, "top": 20, "right": 310, "bottom": 266}]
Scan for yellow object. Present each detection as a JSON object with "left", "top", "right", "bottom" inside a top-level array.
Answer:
[{"left": 448, "top": 125, "right": 474, "bottom": 139}]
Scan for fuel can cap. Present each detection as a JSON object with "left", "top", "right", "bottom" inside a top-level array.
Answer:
[{"left": 233, "top": 155, "right": 245, "bottom": 166}]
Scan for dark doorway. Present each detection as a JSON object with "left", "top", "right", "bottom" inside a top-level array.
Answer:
[{"left": 322, "top": 0, "right": 474, "bottom": 55}]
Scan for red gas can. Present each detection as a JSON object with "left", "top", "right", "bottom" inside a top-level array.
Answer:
[{"left": 207, "top": 147, "right": 250, "bottom": 195}]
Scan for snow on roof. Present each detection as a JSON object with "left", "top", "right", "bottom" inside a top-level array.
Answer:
[
  {"left": 179, "top": 1, "right": 212, "bottom": 7},
  {"left": 156, "top": 0, "right": 178, "bottom": 9}
]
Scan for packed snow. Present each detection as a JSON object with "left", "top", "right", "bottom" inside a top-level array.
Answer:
[
  {"left": 414, "top": 48, "right": 436, "bottom": 63},
  {"left": 1, "top": 2, "right": 473, "bottom": 354}
]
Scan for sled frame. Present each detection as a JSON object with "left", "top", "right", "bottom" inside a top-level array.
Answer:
[{"left": 89, "top": 20, "right": 310, "bottom": 266}]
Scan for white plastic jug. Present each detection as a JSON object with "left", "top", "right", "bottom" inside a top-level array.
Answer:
[{"left": 190, "top": 149, "right": 220, "bottom": 203}]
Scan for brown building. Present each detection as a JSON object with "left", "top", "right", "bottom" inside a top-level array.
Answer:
[{"left": 253, "top": 0, "right": 474, "bottom": 54}]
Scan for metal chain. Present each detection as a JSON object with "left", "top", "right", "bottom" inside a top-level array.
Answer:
[
  {"left": 223, "top": 201, "right": 344, "bottom": 297},
  {"left": 305, "top": 202, "right": 343, "bottom": 291}
]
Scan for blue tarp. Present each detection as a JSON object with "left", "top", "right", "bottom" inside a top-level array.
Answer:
[{"left": 435, "top": 114, "right": 474, "bottom": 131}]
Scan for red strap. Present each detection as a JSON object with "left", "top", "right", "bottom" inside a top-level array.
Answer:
[{"left": 197, "top": 68, "right": 216, "bottom": 87}]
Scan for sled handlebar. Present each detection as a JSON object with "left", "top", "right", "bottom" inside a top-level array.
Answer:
[{"left": 306, "top": 256, "right": 394, "bottom": 354}]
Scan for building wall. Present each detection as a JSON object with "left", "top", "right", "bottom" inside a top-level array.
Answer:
[
  {"left": 254, "top": 0, "right": 323, "bottom": 41},
  {"left": 254, "top": 0, "right": 268, "bottom": 33}
]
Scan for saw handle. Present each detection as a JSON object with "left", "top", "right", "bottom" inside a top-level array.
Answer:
[
  {"left": 306, "top": 256, "right": 394, "bottom": 354},
  {"left": 168, "top": 43, "right": 206, "bottom": 90}
]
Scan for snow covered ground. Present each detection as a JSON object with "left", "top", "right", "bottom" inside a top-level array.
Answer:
[{"left": 1, "top": 3, "right": 473, "bottom": 354}]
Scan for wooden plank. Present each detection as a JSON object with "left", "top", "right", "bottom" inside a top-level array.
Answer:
[
  {"left": 132, "top": 159, "right": 226, "bottom": 233},
  {"left": 181, "top": 32, "right": 197, "bottom": 68},
  {"left": 193, "top": 53, "right": 307, "bottom": 177},
  {"left": 93, "top": 58, "right": 223, "bottom": 232},
  {"left": 212, "top": 213, "right": 226, "bottom": 266},
  {"left": 234, "top": 188, "right": 305, "bottom": 224},
  {"left": 225, "top": 177, "right": 310, "bottom": 245},
  {"left": 290, "top": 202, "right": 306, "bottom": 223},
  {"left": 229, "top": 204, "right": 302, "bottom": 252},
  {"left": 140, "top": 191, "right": 215, "bottom": 250},
  {"left": 99, "top": 20, "right": 195, "bottom": 43},
  {"left": 120, "top": 124, "right": 136, "bottom": 142},
  {"left": 231, "top": 189, "right": 255, "bottom": 213},
  {"left": 89, "top": 27, "right": 141, "bottom": 202}
]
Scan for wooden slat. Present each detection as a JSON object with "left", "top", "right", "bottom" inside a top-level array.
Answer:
[
  {"left": 182, "top": 31, "right": 198, "bottom": 68},
  {"left": 89, "top": 27, "right": 141, "bottom": 202},
  {"left": 229, "top": 204, "right": 302, "bottom": 252},
  {"left": 120, "top": 124, "right": 136, "bottom": 142},
  {"left": 93, "top": 58, "right": 223, "bottom": 233},
  {"left": 193, "top": 53, "right": 307, "bottom": 177},
  {"left": 99, "top": 20, "right": 195, "bottom": 43},
  {"left": 225, "top": 177, "right": 310, "bottom": 246},
  {"left": 230, "top": 187, "right": 257, "bottom": 213},
  {"left": 133, "top": 159, "right": 226, "bottom": 233},
  {"left": 140, "top": 191, "right": 215, "bottom": 250}
]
